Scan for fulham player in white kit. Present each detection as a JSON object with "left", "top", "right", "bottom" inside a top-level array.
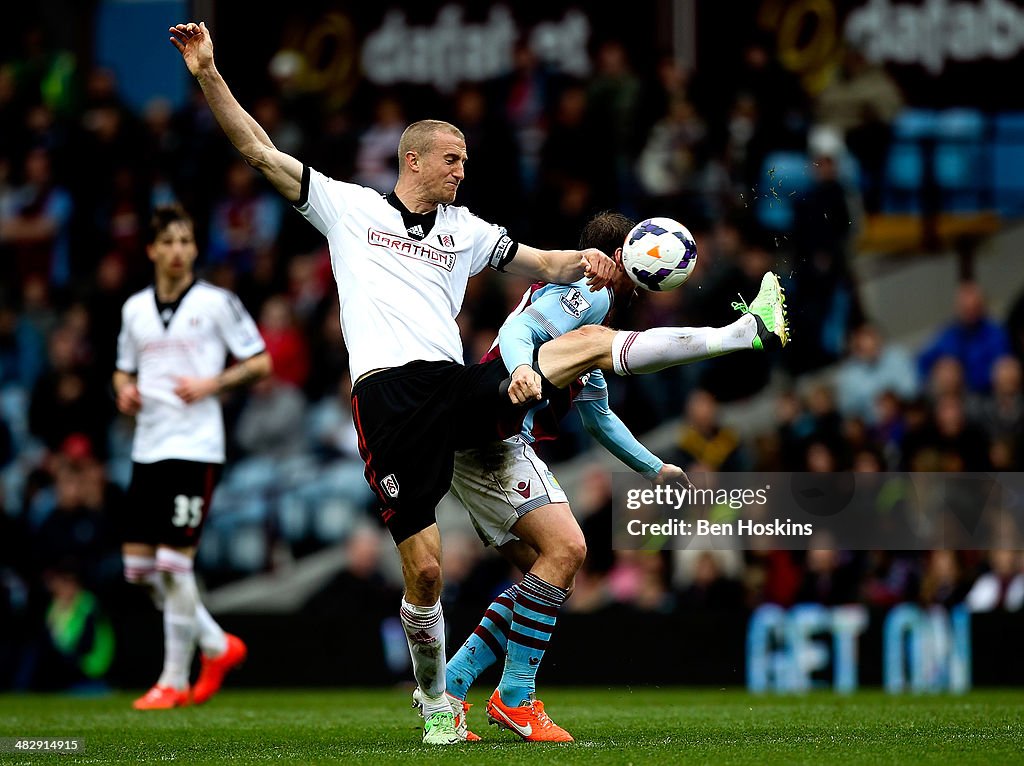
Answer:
[
  {"left": 114, "top": 205, "right": 271, "bottom": 709},
  {"left": 169, "top": 20, "right": 787, "bottom": 744}
]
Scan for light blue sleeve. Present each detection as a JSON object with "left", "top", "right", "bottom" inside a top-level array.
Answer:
[
  {"left": 497, "top": 283, "right": 611, "bottom": 373},
  {"left": 575, "top": 371, "right": 663, "bottom": 480}
]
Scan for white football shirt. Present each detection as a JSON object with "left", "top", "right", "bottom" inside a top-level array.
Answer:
[
  {"left": 294, "top": 167, "right": 514, "bottom": 382},
  {"left": 116, "top": 281, "right": 266, "bottom": 464}
]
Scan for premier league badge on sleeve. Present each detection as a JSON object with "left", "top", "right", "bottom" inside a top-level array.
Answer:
[{"left": 560, "top": 288, "right": 591, "bottom": 319}]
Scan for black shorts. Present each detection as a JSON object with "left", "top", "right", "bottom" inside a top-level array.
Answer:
[
  {"left": 121, "top": 460, "right": 223, "bottom": 548},
  {"left": 351, "top": 359, "right": 527, "bottom": 544}
]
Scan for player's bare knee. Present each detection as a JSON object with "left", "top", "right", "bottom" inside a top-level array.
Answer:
[
  {"left": 540, "top": 324, "right": 611, "bottom": 386},
  {"left": 544, "top": 535, "right": 586, "bottom": 580},
  {"left": 570, "top": 324, "right": 612, "bottom": 357},
  {"left": 563, "top": 535, "right": 587, "bottom": 575},
  {"left": 408, "top": 558, "right": 442, "bottom": 591}
]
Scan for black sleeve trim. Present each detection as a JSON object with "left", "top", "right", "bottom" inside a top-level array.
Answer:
[{"left": 297, "top": 164, "right": 311, "bottom": 207}]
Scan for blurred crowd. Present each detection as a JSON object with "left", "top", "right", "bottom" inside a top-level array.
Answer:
[{"left": 2, "top": 22, "right": 1023, "bottom": 690}]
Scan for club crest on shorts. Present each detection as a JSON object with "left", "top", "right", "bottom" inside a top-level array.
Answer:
[
  {"left": 560, "top": 287, "right": 590, "bottom": 319},
  {"left": 513, "top": 480, "right": 532, "bottom": 499},
  {"left": 545, "top": 471, "right": 561, "bottom": 490},
  {"left": 380, "top": 473, "right": 400, "bottom": 499}
]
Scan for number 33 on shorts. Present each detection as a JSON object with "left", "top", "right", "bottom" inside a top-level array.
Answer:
[{"left": 171, "top": 495, "right": 205, "bottom": 528}]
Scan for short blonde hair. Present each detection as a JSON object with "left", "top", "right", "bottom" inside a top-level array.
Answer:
[{"left": 398, "top": 120, "right": 465, "bottom": 174}]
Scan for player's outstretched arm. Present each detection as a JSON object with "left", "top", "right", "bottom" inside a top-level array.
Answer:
[
  {"left": 576, "top": 395, "right": 665, "bottom": 480},
  {"left": 169, "top": 22, "right": 303, "bottom": 202},
  {"left": 506, "top": 245, "right": 616, "bottom": 291},
  {"left": 577, "top": 397, "right": 691, "bottom": 486}
]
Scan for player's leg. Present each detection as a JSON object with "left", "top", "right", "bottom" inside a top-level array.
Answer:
[
  {"left": 153, "top": 545, "right": 199, "bottom": 695},
  {"left": 126, "top": 534, "right": 241, "bottom": 705},
  {"left": 447, "top": 441, "right": 577, "bottom": 740},
  {"left": 441, "top": 542, "right": 538, "bottom": 692},
  {"left": 121, "top": 462, "right": 188, "bottom": 709},
  {"left": 190, "top": 600, "right": 246, "bottom": 704},
  {"left": 177, "top": 467, "right": 247, "bottom": 706},
  {"left": 123, "top": 541, "right": 161, "bottom": 604},
  {"left": 351, "top": 368, "right": 462, "bottom": 745},
  {"left": 486, "top": 502, "right": 580, "bottom": 742},
  {"left": 133, "top": 461, "right": 244, "bottom": 709},
  {"left": 445, "top": 443, "right": 543, "bottom": 704},
  {"left": 537, "top": 271, "right": 789, "bottom": 388},
  {"left": 122, "top": 464, "right": 163, "bottom": 603},
  {"left": 396, "top": 522, "right": 461, "bottom": 744}
]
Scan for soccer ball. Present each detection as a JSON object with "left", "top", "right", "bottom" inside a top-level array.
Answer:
[{"left": 620, "top": 217, "right": 698, "bottom": 292}]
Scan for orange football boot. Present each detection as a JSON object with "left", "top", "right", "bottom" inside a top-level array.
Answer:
[
  {"left": 191, "top": 633, "right": 247, "bottom": 705},
  {"left": 132, "top": 684, "right": 190, "bottom": 710},
  {"left": 486, "top": 689, "right": 573, "bottom": 742}
]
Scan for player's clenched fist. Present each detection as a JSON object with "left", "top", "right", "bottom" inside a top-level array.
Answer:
[
  {"left": 581, "top": 248, "right": 617, "bottom": 292},
  {"left": 115, "top": 382, "right": 142, "bottom": 416},
  {"left": 508, "top": 364, "right": 543, "bottom": 404}
]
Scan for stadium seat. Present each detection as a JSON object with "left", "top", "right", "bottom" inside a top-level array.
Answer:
[
  {"left": 883, "top": 143, "right": 925, "bottom": 212},
  {"left": 312, "top": 498, "right": 358, "bottom": 544},
  {"left": 196, "top": 527, "right": 223, "bottom": 570},
  {"left": 994, "top": 112, "right": 1024, "bottom": 140},
  {"left": 276, "top": 490, "right": 310, "bottom": 543},
  {"left": 201, "top": 493, "right": 271, "bottom": 573},
  {"left": 222, "top": 456, "right": 282, "bottom": 494},
  {"left": 756, "top": 151, "right": 814, "bottom": 231},
  {"left": 883, "top": 110, "right": 939, "bottom": 213},
  {"left": 933, "top": 109, "right": 986, "bottom": 211},
  {"left": 892, "top": 109, "right": 939, "bottom": 141},
  {"left": 227, "top": 524, "right": 269, "bottom": 572},
  {"left": 935, "top": 109, "right": 984, "bottom": 141},
  {"left": 992, "top": 113, "right": 1024, "bottom": 216}
]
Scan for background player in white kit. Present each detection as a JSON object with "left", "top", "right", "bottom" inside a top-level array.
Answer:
[{"left": 114, "top": 204, "right": 271, "bottom": 710}]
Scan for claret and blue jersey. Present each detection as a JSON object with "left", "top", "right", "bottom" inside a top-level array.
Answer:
[{"left": 484, "top": 278, "right": 663, "bottom": 480}]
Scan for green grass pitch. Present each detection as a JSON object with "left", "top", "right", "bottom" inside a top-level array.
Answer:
[{"left": 1, "top": 688, "right": 1022, "bottom": 764}]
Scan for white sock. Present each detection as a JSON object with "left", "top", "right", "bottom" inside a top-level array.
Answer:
[
  {"left": 124, "top": 554, "right": 166, "bottom": 609},
  {"left": 610, "top": 315, "right": 757, "bottom": 376},
  {"left": 196, "top": 602, "right": 228, "bottom": 657},
  {"left": 156, "top": 548, "right": 198, "bottom": 691},
  {"left": 125, "top": 553, "right": 225, "bottom": 656},
  {"left": 400, "top": 598, "right": 448, "bottom": 716}
]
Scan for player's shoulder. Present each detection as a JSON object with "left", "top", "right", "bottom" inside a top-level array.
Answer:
[
  {"left": 535, "top": 280, "right": 612, "bottom": 314},
  {"left": 439, "top": 202, "right": 492, "bottom": 229},
  {"left": 122, "top": 285, "right": 154, "bottom": 314},
  {"left": 310, "top": 167, "right": 385, "bottom": 200},
  {"left": 193, "top": 280, "right": 245, "bottom": 310}
]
